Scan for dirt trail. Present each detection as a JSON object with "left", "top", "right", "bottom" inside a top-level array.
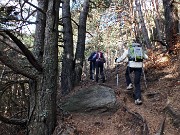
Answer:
[
  {"left": 55, "top": 64, "right": 180, "bottom": 135},
  {"left": 105, "top": 65, "right": 179, "bottom": 135}
]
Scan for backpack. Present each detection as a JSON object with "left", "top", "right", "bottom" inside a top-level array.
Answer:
[
  {"left": 128, "top": 43, "right": 144, "bottom": 62},
  {"left": 88, "top": 52, "right": 96, "bottom": 62},
  {"left": 92, "top": 52, "right": 106, "bottom": 63}
]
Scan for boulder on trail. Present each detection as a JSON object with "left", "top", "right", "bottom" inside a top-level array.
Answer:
[{"left": 60, "top": 85, "right": 120, "bottom": 114}]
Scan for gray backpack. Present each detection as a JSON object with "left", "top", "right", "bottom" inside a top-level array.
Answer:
[{"left": 128, "top": 43, "right": 143, "bottom": 62}]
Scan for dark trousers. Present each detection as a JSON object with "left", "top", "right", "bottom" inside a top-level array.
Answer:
[
  {"left": 95, "top": 61, "right": 105, "bottom": 82},
  {"left": 125, "top": 66, "right": 142, "bottom": 100},
  {"left": 90, "top": 61, "right": 95, "bottom": 79}
]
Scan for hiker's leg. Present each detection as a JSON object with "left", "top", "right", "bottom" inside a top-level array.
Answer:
[
  {"left": 91, "top": 62, "right": 95, "bottom": 80},
  {"left": 90, "top": 62, "right": 93, "bottom": 79},
  {"left": 134, "top": 68, "right": 142, "bottom": 100},
  {"left": 95, "top": 62, "right": 99, "bottom": 82},
  {"left": 92, "top": 62, "right": 96, "bottom": 71},
  {"left": 100, "top": 63, "right": 105, "bottom": 82},
  {"left": 125, "top": 66, "right": 133, "bottom": 86}
]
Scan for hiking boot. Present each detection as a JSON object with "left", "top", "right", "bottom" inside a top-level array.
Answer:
[
  {"left": 90, "top": 76, "right": 94, "bottom": 80},
  {"left": 96, "top": 79, "right": 98, "bottom": 83},
  {"left": 135, "top": 99, "right": 142, "bottom": 105},
  {"left": 126, "top": 83, "right": 133, "bottom": 90},
  {"left": 90, "top": 78, "right": 94, "bottom": 81},
  {"left": 101, "top": 77, "right": 105, "bottom": 83}
]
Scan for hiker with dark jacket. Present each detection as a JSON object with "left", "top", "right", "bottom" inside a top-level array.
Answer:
[
  {"left": 88, "top": 51, "right": 96, "bottom": 80},
  {"left": 115, "top": 42, "right": 148, "bottom": 105},
  {"left": 92, "top": 48, "right": 106, "bottom": 83}
]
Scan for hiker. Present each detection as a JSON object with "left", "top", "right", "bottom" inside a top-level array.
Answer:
[
  {"left": 115, "top": 41, "right": 148, "bottom": 105},
  {"left": 88, "top": 51, "right": 96, "bottom": 80},
  {"left": 93, "top": 48, "right": 106, "bottom": 83}
]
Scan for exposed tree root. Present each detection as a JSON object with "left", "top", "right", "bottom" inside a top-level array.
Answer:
[{"left": 163, "top": 105, "right": 180, "bottom": 128}]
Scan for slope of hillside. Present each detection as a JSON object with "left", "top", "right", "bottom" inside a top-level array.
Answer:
[{"left": 54, "top": 48, "right": 180, "bottom": 135}]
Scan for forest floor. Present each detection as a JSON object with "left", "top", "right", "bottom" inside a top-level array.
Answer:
[{"left": 54, "top": 49, "right": 180, "bottom": 135}]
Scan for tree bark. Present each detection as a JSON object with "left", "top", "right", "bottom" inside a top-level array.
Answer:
[
  {"left": 28, "top": 0, "right": 60, "bottom": 135},
  {"left": 61, "top": 0, "right": 75, "bottom": 95},
  {"left": 33, "top": 0, "right": 48, "bottom": 64},
  {"left": 151, "top": 0, "right": 164, "bottom": 44},
  {"left": 162, "top": 0, "right": 179, "bottom": 53},
  {"left": 0, "top": 46, "right": 37, "bottom": 79},
  {"left": 74, "top": 0, "right": 90, "bottom": 85},
  {"left": 4, "top": 31, "right": 42, "bottom": 72},
  {"left": 28, "top": 1, "right": 47, "bottom": 135},
  {"left": 135, "top": 0, "right": 152, "bottom": 49}
]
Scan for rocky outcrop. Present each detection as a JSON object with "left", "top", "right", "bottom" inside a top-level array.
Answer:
[{"left": 60, "top": 85, "right": 119, "bottom": 114}]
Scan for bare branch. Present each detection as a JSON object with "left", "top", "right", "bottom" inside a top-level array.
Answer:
[
  {"left": 59, "top": 16, "right": 79, "bottom": 27},
  {"left": 24, "top": 0, "right": 46, "bottom": 14},
  {"left": 0, "top": 49, "right": 37, "bottom": 79},
  {"left": 0, "top": 33, "right": 23, "bottom": 54},
  {"left": 0, "top": 115, "right": 27, "bottom": 125},
  {"left": 0, "top": 80, "right": 29, "bottom": 92},
  {"left": 4, "top": 30, "right": 43, "bottom": 72}
]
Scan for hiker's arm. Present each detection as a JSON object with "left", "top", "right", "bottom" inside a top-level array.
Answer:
[
  {"left": 144, "top": 53, "right": 148, "bottom": 59},
  {"left": 92, "top": 53, "right": 97, "bottom": 60},
  {"left": 116, "top": 50, "right": 128, "bottom": 63},
  {"left": 88, "top": 54, "right": 92, "bottom": 61},
  {"left": 102, "top": 54, "right": 106, "bottom": 63},
  {"left": 88, "top": 56, "right": 91, "bottom": 61},
  {"left": 88, "top": 52, "right": 95, "bottom": 61}
]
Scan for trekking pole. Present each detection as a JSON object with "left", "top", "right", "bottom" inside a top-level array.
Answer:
[
  {"left": 103, "top": 64, "right": 106, "bottom": 82},
  {"left": 142, "top": 66, "right": 147, "bottom": 89},
  {"left": 115, "top": 63, "right": 119, "bottom": 86}
]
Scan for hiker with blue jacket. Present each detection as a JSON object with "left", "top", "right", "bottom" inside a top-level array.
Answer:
[
  {"left": 92, "top": 48, "right": 106, "bottom": 83},
  {"left": 88, "top": 51, "right": 96, "bottom": 80},
  {"left": 115, "top": 41, "right": 148, "bottom": 105}
]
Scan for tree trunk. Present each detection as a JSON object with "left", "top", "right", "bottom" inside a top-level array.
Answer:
[
  {"left": 33, "top": 0, "right": 47, "bottom": 64},
  {"left": 28, "top": 0, "right": 47, "bottom": 134},
  {"left": 151, "top": 0, "right": 164, "bottom": 44},
  {"left": 162, "top": 0, "right": 179, "bottom": 53},
  {"left": 28, "top": 0, "right": 60, "bottom": 134},
  {"left": 135, "top": 0, "right": 152, "bottom": 48},
  {"left": 61, "top": 0, "right": 75, "bottom": 95},
  {"left": 74, "top": 0, "right": 90, "bottom": 85}
]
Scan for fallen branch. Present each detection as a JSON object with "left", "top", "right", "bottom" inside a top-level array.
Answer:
[
  {"left": 163, "top": 105, "right": 180, "bottom": 128},
  {"left": 123, "top": 106, "right": 149, "bottom": 135},
  {"left": 0, "top": 114, "right": 27, "bottom": 126}
]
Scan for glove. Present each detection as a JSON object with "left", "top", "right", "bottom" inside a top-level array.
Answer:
[{"left": 115, "top": 57, "right": 118, "bottom": 62}]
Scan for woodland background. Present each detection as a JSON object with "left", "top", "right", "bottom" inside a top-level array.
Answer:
[{"left": 0, "top": 0, "right": 179, "bottom": 135}]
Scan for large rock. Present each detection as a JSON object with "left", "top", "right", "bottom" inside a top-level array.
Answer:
[{"left": 60, "top": 85, "right": 119, "bottom": 114}]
